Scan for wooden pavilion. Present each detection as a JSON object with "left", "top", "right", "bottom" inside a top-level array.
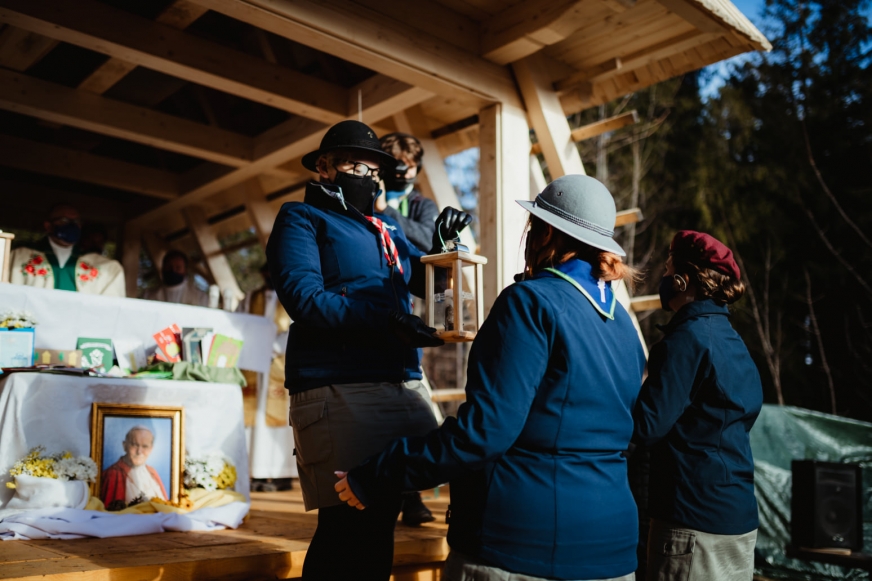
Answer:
[
  {"left": 0, "top": 0, "right": 769, "bottom": 307},
  {"left": 0, "top": 1, "right": 770, "bottom": 579}
]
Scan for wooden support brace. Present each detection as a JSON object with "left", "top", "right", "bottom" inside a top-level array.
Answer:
[
  {"left": 615, "top": 208, "right": 643, "bottom": 227},
  {"left": 241, "top": 179, "right": 275, "bottom": 249},
  {"left": 630, "top": 294, "right": 662, "bottom": 312},
  {"left": 513, "top": 52, "right": 585, "bottom": 179},
  {"left": 183, "top": 205, "right": 244, "bottom": 301}
]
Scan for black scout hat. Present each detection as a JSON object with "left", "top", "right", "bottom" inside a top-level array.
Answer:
[{"left": 302, "top": 120, "right": 399, "bottom": 172}]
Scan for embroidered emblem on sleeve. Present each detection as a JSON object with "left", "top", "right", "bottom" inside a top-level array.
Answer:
[
  {"left": 78, "top": 261, "right": 100, "bottom": 282},
  {"left": 21, "top": 254, "right": 50, "bottom": 277}
]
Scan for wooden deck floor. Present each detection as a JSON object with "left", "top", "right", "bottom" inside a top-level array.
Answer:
[{"left": 0, "top": 484, "right": 450, "bottom": 580}]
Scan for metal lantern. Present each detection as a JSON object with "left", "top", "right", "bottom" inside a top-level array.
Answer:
[{"left": 421, "top": 242, "right": 487, "bottom": 343}]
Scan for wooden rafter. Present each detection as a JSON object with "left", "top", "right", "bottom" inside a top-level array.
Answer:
[
  {"left": 557, "top": 30, "right": 718, "bottom": 93},
  {"left": 0, "top": 25, "right": 56, "bottom": 71},
  {"left": 129, "top": 79, "right": 433, "bottom": 227},
  {"left": 481, "top": 0, "right": 591, "bottom": 65},
  {"left": 186, "top": 0, "right": 523, "bottom": 108},
  {"left": 0, "top": 69, "right": 254, "bottom": 167},
  {"left": 78, "top": 0, "right": 207, "bottom": 95},
  {"left": 0, "top": 134, "right": 179, "bottom": 200},
  {"left": 0, "top": 0, "right": 351, "bottom": 124}
]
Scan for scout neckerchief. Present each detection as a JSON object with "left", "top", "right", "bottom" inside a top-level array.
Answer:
[
  {"left": 543, "top": 262, "right": 616, "bottom": 320},
  {"left": 365, "top": 216, "right": 404, "bottom": 274}
]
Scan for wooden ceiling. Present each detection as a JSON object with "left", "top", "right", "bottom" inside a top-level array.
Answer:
[{"left": 0, "top": 0, "right": 768, "bottom": 244}]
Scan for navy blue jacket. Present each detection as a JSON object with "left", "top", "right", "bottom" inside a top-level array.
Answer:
[
  {"left": 266, "top": 181, "right": 425, "bottom": 393},
  {"left": 633, "top": 299, "right": 762, "bottom": 535},
  {"left": 349, "top": 259, "right": 646, "bottom": 580}
]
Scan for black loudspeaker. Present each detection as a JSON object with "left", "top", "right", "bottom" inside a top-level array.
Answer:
[{"left": 791, "top": 460, "right": 863, "bottom": 551}]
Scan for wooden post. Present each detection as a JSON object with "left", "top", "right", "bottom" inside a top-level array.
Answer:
[
  {"left": 142, "top": 230, "right": 169, "bottom": 281},
  {"left": 530, "top": 154, "right": 547, "bottom": 198},
  {"left": 121, "top": 222, "right": 141, "bottom": 298},
  {"left": 512, "top": 52, "right": 585, "bottom": 179},
  {"left": 183, "top": 205, "right": 244, "bottom": 301},
  {"left": 478, "top": 103, "right": 530, "bottom": 313}
]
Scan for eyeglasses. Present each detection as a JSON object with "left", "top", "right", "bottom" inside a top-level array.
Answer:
[{"left": 334, "top": 160, "right": 382, "bottom": 180}]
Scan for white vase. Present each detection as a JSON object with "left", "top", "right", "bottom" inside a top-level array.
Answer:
[{"left": 6, "top": 475, "right": 89, "bottom": 510}]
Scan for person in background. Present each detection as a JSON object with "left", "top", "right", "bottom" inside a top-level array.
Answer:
[
  {"left": 633, "top": 230, "right": 762, "bottom": 581},
  {"left": 79, "top": 222, "right": 109, "bottom": 256},
  {"left": 336, "top": 175, "right": 645, "bottom": 581},
  {"left": 267, "top": 119, "right": 471, "bottom": 581},
  {"left": 144, "top": 250, "right": 209, "bottom": 307},
  {"left": 375, "top": 133, "right": 439, "bottom": 253},
  {"left": 376, "top": 132, "right": 441, "bottom": 526},
  {"left": 8, "top": 204, "right": 125, "bottom": 296}
]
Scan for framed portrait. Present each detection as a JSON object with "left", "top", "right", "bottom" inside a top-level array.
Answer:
[{"left": 91, "top": 403, "right": 184, "bottom": 510}]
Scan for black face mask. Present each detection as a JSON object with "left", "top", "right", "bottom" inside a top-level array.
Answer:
[
  {"left": 333, "top": 171, "right": 378, "bottom": 216},
  {"left": 659, "top": 275, "right": 679, "bottom": 311},
  {"left": 163, "top": 270, "right": 186, "bottom": 286},
  {"left": 52, "top": 222, "right": 82, "bottom": 245}
]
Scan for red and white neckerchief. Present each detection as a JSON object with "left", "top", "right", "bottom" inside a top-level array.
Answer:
[{"left": 365, "top": 216, "right": 404, "bottom": 274}]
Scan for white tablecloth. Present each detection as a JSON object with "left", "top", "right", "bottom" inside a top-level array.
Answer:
[
  {"left": 0, "top": 373, "right": 250, "bottom": 510},
  {"left": 0, "top": 284, "right": 276, "bottom": 374}
]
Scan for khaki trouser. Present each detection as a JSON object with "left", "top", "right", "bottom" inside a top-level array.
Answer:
[
  {"left": 646, "top": 519, "right": 757, "bottom": 581},
  {"left": 443, "top": 551, "right": 636, "bottom": 581},
  {"left": 289, "top": 381, "right": 438, "bottom": 511}
]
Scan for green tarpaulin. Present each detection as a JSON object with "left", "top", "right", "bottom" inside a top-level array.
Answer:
[{"left": 751, "top": 405, "right": 872, "bottom": 580}]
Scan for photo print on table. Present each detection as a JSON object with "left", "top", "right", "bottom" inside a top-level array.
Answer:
[{"left": 90, "top": 403, "right": 184, "bottom": 510}]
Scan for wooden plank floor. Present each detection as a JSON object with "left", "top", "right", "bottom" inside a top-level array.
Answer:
[{"left": 0, "top": 483, "right": 450, "bottom": 581}]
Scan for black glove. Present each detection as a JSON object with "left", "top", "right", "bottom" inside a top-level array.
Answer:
[
  {"left": 389, "top": 312, "right": 445, "bottom": 347},
  {"left": 431, "top": 207, "right": 473, "bottom": 253}
]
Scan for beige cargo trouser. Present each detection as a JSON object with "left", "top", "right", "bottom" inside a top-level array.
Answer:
[{"left": 646, "top": 519, "right": 757, "bottom": 581}]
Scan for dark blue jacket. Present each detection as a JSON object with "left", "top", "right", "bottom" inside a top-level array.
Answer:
[
  {"left": 633, "top": 299, "right": 762, "bottom": 535},
  {"left": 349, "top": 259, "right": 646, "bottom": 580},
  {"left": 266, "top": 181, "right": 425, "bottom": 394}
]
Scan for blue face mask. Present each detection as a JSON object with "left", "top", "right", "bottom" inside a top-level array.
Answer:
[{"left": 52, "top": 222, "right": 82, "bottom": 245}]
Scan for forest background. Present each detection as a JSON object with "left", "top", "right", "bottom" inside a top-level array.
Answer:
[{"left": 557, "top": 0, "right": 872, "bottom": 422}]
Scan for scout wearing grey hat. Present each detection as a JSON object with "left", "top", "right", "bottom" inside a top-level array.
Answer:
[{"left": 517, "top": 174, "right": 625, "bottom": 257}]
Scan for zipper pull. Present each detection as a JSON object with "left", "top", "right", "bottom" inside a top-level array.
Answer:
[
  {"left": 335, "top": 186, "right": 348, "bottom": 210},
  {"left": 597, "top": 279, "right": 606, "bottom": 303},
  {"left": 341, "top": 286, "right": 347, "bottom": 297}
]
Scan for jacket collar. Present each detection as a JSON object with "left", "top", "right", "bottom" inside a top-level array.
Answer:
[
  {"left": 660, "top": 299, "right": 730, "bottom": 333},
  {"left": 533, "top": 258, "right": 616, "bottom": 319}
]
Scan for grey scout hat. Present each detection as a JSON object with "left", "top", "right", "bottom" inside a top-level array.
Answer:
[{"left": 516, "top": 174, "right": 626, "bottom": 257}]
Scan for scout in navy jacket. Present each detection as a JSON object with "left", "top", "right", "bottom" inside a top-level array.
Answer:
[
  {"left": 346, "top": 258, "right": 647, "bottom": 580},
  {"left": 633, "top": 298, "right": 762, "bottom": 535},
  {"left": 267, "top": 181, "right": 426, "bottom": 394}
]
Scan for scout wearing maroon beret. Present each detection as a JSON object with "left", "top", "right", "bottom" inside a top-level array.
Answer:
[{"left": 633, "top": 230, "right": 763, "bottom": 581}]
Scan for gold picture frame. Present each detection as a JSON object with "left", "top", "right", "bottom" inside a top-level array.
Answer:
[{"left": 90, "top": 403, "right": 184, "bottom": 509}]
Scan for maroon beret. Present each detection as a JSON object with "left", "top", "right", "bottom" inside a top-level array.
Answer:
[{"left": 670, "top": 230, "right": 741, "bottom": 280}]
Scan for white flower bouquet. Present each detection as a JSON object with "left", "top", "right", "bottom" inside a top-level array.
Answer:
[
  {"left": 0, "top": 309, "right": 38, "bottom": 329},
  {"left": 183, "top": 452, "right": 237, "bottom": 491},
  {"left": 5, "top": 447, "right": 96, "bottom": 510}
]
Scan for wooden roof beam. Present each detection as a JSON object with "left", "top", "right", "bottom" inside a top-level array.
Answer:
[
  {"left": 481, "top": 0, "right": 594, "bottom": 65},
  {"left": 0, "top": 25, "right": 56, "bottom": 71},
  {"left": 530, "top": 110, "right": 639, "bottom": 155},
  {"left": 0, "top": 0, "right": 351, "bottom": 124},
  {"left": 0, "top": 134, "right": 179, "bottom": 200},
  {"left": 188, "top": 0, "right": 523, "bottom": 108},
  {"left": 78, "top": 0, "right": 207, "bottom": 95},
  {"left": 0, "top": 70, "right": 254, "bottom": 166},
  {"left": 129, "top": 78, "right": 433, "bottom": 227}
]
